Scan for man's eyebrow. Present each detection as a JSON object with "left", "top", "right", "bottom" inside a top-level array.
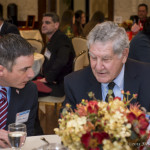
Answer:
[{"left": 20, "top": 66, "right": 31, "bottom": 70}]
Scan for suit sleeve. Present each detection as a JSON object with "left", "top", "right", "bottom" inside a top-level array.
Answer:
[
  {"left": 26, "top": 84, "right": 38, "bottom": 136},
  {"left": 44, "top": 35, "right": 74, "bottom": 83},
  {"left": 62, "top": 75, "right": 77, "bottom": 111}
]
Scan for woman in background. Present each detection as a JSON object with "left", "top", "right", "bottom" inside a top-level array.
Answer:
[
  {"left": 59, "top": 10, "right": 75, "bottom": 38},
  {"left": 73, "top": 10, "right": 86, "bottom": 37},
  {"left": 83, "top": 11, "right": 104, "bottom": 38}
]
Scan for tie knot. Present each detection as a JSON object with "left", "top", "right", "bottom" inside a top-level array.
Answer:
[{"left": 108, "top": 82, "right": 115, "bottom": 90}]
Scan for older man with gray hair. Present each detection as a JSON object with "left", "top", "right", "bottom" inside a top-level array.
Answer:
[{"left": 62, "top": 21, "right": 150, "bottom": 111}]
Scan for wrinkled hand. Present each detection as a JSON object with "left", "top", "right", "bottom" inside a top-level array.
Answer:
[
  {"left": 0, "top": 129, "right": 11, "bottom": 148},
  {"left": 37, "top": 78, "right": 47, "bottom": 83}
]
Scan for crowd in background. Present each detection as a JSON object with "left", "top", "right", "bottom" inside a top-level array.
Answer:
[{"left": 59, "top": 9, "right": 105, "bottom": 38}]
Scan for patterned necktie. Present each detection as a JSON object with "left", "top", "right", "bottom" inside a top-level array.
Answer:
[
  {"left": 0, "top": 88, "right": 8, "bottom": 129},
  {"left": 105, "top": 82, "right": 115, "bottom": 102}
]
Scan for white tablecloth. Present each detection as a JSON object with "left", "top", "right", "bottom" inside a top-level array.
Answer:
[
  {"left": 1, "top": 135, "right": 61, "bottom": 150},
  {"left": 33, "top": 53, "right": 44, "bottom": 78},
  {"left": 20, "top": 30, "right": 43, "bottom": 41}
]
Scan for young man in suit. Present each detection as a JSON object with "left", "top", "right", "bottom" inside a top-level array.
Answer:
[
  {"left": 0, "top": 34, "right": 38, "bottom": 148},
  {"left": 0, "top": 16, "right": 20, "bottom": 36},
  {"left": 35, "top": 12, "right": 75, "bottom": 97},
  {"left": 63, "top": 21, "right": 150, "bottom": 112}
]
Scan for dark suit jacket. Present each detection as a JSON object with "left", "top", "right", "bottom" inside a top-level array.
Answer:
[
  {"left": 0, "top": 21, "right": 20, "bottom": 36},
  {"left": 42, "top": 30, "right": 75, "bottom": 83},
  {"left": 63, "top": 59, "right": 150, "bottom": 111},
  {"left": 129, "top": 31, "right": 150, "bottom": 63},
  {"left": 5, "top": 81, "right": 38, "bottom": 136},
  {"left": 41, "top": 30, "right": 75, "bottom": 96}
]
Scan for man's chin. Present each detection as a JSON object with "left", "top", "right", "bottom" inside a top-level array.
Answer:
[
  {"left": 16, "top": 83, "right": 27, "bottom": 89},
  {"left": 95, "top": 77, "right": 110, "bottom": 83}
]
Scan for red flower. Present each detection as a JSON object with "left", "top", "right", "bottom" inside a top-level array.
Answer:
[
  {"left": 138, "top": 114, "right": 149, "bottom": 131},
  {"left": 127, "top": 112, "right": 136, "bottom": 123},
  {"left": 81, "top": 132, "right": 91, "bottom": 148},
  {"left": 81, "top": 132, "right": 109, "bottom": 149},
  {"left": 138, "top": 118, "right": 149, "bottom": 130},
  {"left": 87, "top": 101, "right": 99, "bottom": 114},
  {"left": 93, "top": 132, "right": 109, "bottom": 144}
]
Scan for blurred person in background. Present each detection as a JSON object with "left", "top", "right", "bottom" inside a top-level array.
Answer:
[
  {"left": 82, "top": 11, "right": 105, "bottom": 38},
  {"left": 35, "top": 12, "right": 75, "bottom": 97},
  {"left": 131, "top": 3, "right": 148, "bottom": 34},
  {"left": 129, "top": 17, "right": 150, "bottom": 63},
  {"left": 73, "top": 10, "right": 86, "bottom": 37},
  {"left": 0, "top": 16, "right": 19, "bottom": 37},
  {"left": 59, "top": 10, "right": 75, "bottom": 38}
]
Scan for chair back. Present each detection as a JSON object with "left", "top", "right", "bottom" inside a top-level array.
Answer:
[
  {"left": 27, "top": 39, "right": 44, "bottom": 53},
  {"left": 72, "top": 37, "right": 88, "bottom": 56},
  {"left": 73, "top": 50, "right": 89, "bottom": 71}
]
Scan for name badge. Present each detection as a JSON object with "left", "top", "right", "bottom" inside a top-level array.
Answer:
[
  {"left": 44, "top": 48, "right": 51, "bottom": 59},
  {"left": 15, "top": 110, "right": 30, "bottom": 124}
]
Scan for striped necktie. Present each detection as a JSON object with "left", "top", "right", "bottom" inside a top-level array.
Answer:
[{"left": 0, "top": 88, "right": 8, "bottom": 129}]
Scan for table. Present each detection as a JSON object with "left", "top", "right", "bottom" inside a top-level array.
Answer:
[
  {"left": 20, "top": 30, "right": 43, "bottom": 41},
  {"left": 33, "top": 53, "right": 45, "bottom": 78},
  {"left": 0, "top": 135, "right": 61, "bottom": 150}
]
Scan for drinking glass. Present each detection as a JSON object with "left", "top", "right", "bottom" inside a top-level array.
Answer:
[{"left": 8, "top": 123, "right": 27, "bottom": 150}]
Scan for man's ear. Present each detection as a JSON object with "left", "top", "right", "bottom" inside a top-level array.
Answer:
[
  {"left": 0, "top": 65, "right": 5, "bottom": 76},
  {"left": 122, "top": 48, "right": 129, "bottom": 63},
  {"left": 55, "top": 22, "right": 60, "bottom": 29}
]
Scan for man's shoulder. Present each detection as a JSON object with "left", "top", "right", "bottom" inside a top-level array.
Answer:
[
  {"left": 126, "top": 58, "right": 150, "bottom": 73},
  {"left": 65, "top": 66, "right": 91, "bottom": 81},
  {"left": 22, "top": 81, "right": 37, "bottom": 92},
  {"left": 53, "top": 30, "right": 70, "bottom": 41}
]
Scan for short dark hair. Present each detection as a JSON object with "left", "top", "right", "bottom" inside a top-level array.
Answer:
[
  {"left": 0, "top": 34, "right": 35, "bottom": 71},
  {"left": 75, "top": 10, "right": 84, "bottom": 19},
  {"left": 43, "top": 12, "right": 60, "bottom": 23},
  {"left": 138, "top": 3, "right": 148, "bottom": 12}
]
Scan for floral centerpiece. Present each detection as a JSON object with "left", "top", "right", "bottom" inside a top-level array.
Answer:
[
  {"left": 119, "top": 20, "right": 133, "bottom": 31},
  {"left": 55, "top": 91, "right": 150, "bottom": 150}
]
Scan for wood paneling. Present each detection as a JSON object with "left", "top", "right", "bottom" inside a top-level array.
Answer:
[{"left": 108, "top": 0, "right": 114, "bottom": 21}]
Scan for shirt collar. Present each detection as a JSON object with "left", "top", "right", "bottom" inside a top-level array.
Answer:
[
  {"left": 0, "top": 22, "right": 4, "bottom": 31},
  {"left": 101, "top": 64, "right": 125, "bottom": 89}
]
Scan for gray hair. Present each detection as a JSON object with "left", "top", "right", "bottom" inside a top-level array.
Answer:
[
  {"left": 0, "top": 33, "right": 35, "bottom": 71},
  {"left": 87, "top": 21, "right": 129, "bottom": 57}
]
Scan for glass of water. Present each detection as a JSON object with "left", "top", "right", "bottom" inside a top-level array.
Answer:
[{"left": 8, "top": 123, "right": 27, "bottom": 150}]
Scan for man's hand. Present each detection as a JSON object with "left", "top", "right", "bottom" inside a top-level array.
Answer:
[
  {"left": 131, "top": 23, "right": 140, "bottom": 34},
  {"left": 37, "top": 78, "right": 47, "bottom": 83},
  {"left": 0, "top": 129, "right": 11, "bottom": 148}
]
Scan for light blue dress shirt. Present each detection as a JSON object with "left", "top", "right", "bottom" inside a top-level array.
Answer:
[
  {"left": 0, "top": 86, "right": 11, "bottom": 104},
  {"left": 101, "top": 65, "right": 125, "bottom": 101}
]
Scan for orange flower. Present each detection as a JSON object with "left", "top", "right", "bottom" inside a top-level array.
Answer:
[{"left": 129, "top": 103, "right": 143, "bottom": 117}]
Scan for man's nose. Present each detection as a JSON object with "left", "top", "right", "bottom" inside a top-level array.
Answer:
[
  {"left": 28, "top": 68, "right": 35, "bottom": 79},
  {"left": 95, "top": 59, "right": 104, "bottom": 71}
]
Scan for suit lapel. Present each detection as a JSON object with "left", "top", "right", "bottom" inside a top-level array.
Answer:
[
  {"left": 88, "top": 67, "right": 102, "bottom": 100},
  {"left": 124, "top": 59, "right": 139, "bottom": 103},
  {"left": 6, "top": 88, "right": 21, "bottom": 129}
]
